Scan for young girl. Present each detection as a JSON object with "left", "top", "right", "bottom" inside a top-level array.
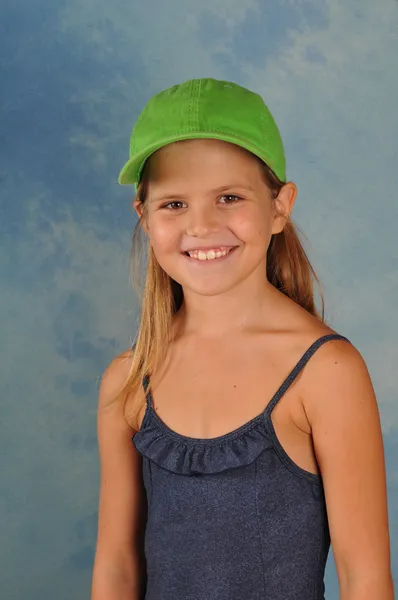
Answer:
[{"left": 91, "top": 78, "right": 393, "bottom": 600}]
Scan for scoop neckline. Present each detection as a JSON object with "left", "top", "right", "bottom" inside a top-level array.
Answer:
[{"left": 144, "top": 389, "right": 270, "bottom": 445}]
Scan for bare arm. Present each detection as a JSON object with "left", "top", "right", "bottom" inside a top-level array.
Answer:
[
  {"left": 91, "top": 350, "right": 147, "bottom": 600},
  {"left": 303, "top": 339, "right": 394, "bottom": 599}
]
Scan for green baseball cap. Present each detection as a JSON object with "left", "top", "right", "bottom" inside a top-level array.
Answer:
[{"left": 118, "top": 77, "right": 286, "bottom": 187}]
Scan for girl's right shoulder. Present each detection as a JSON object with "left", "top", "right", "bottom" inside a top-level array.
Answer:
[{"left": 98, "top": 347, "right": 145, "bottom": 432}]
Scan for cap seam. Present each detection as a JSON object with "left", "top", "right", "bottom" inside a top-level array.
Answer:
[{"left": 194, "top": 79, "right": 201, "bottom": 131}]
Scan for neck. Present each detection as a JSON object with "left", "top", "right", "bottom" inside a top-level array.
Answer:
[{"left": 175, "top": 277, "right": 284, "bottom": 338}]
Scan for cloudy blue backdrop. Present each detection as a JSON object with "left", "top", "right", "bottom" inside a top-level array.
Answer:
[{"left": 1, "top": 0, "right": 397, "bottom": 598}]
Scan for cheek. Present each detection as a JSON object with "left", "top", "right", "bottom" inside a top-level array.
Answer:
[
  {"left": 230, "top": 204, "right": 271, "bottom": 242},
  {"left": 148, "top": 214, "right": 181, "bottom": 253}
]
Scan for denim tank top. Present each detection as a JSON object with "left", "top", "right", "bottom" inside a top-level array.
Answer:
[{"left": 132, "top": 333, "right": 350, "bottom": 600}]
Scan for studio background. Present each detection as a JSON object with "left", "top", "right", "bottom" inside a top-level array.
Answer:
[{"left": 1, "top": 1, "right": 397, "bottom": 598}]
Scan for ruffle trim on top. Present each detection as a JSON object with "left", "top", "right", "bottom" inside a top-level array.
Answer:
[{"left": 132, "top": 411, "right": 274, "bottom": 475}]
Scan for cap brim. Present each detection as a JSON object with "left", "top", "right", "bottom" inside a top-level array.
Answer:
[
  {"left": 117, "top": 132, "right": 285, "bottom": 186},
  {"left": 118, "top": 138, "right": 181, "bottom": 186},
  {"left": 118, "top": 158, "right": 138, "bottom": 185}
]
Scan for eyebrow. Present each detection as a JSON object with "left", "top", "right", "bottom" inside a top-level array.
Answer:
[{"left": 151, "top": 183, "right": 254, "bottom": 202}]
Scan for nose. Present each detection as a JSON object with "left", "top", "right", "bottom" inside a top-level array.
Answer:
[{"left": 185, "top": 203, "right": 221, "bottom": 238}]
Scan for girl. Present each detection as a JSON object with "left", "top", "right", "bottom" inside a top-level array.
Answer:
[{"left": 91, "top": 78, "right": 393, "bottom": 600}]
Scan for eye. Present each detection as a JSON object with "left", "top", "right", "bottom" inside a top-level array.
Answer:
[
  {"left": 219, "top": 194, "right": 242, "bottom": 204},
  {"left": 161, "top": 200, "right": 186, "bottom": 210}
]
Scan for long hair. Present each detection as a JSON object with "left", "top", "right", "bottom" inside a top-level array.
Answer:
[{"left": 116, "top": 153, "right": 325, "bottom": 424}]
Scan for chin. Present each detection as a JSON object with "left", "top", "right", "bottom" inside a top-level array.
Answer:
[{"left": 178, "top": 278, "right": 244, "bottom": 298}]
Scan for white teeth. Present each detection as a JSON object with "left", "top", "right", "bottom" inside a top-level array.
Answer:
[{"left": 186, "top": 247, "right": 233, "bottom": 260}]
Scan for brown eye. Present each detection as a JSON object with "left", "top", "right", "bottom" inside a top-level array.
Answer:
[
  {"left": 162, "top": 201, "right": 186, "bottom": 210},
  {"left": 219, "top": 194, "right": 242, "bottom": 204}
]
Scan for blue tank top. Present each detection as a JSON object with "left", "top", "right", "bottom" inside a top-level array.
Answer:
[{"left": 132, "top": 333, "right": 350, "bottom": 600}]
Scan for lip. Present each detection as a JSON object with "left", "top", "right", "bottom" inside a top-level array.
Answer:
[
  {"left": 181, "top": 246, "right": 239, "bottom": 264},
  {"left": 181, "top": 245, "right": 237, "bottom": 253}
]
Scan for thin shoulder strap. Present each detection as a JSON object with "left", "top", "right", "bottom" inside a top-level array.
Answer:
[
  {"left": 264, "top": 333, "right": 350, "bottom": 420},
  {"left": 142, "top": 373, "right": 153, "bottom": 409}
]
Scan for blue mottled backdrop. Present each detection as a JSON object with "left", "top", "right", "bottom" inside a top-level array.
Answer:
[{"left": 1, "top": 1, "right": 397, "bottom": 598}]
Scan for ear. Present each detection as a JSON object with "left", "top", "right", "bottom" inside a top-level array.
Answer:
[
  {"left": 133, "top": 198, "right": 149, "bottom": 235},
  {"left": 271, "top": 182, "right": 297, "bottom": 235}
]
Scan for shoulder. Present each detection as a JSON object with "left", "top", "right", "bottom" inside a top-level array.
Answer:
[
  {"left": 299, "top": 332, "right": 380, "bottom": 459},
  {"left": 98, "top": 347, "right": 146, "bottom": 432},
  {"left": 301, "top": 334, "right": 370, "bottom": 406},
  {"left": 98, "top": 347, "right": 135, "bottom": 410}
]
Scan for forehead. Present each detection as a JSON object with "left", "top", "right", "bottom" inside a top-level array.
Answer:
[{"left": 145, "top": 138, "right": 264, "bottom": 186}]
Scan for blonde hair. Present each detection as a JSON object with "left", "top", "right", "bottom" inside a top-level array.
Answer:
[{"left": 117, "top": 152, "right": 325, "bottom": 420}]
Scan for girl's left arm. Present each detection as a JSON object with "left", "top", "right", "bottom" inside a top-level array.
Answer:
[{"left": 302, "top": 338, "right": 395, "bottom": 600}]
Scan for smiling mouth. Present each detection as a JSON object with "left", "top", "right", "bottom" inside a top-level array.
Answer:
[{"left": 182, "top": 246, "right": 237, "bottom": 261}]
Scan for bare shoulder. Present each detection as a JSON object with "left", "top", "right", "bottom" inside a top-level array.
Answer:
[
  {"left": 300, "top": 333, "right": 370, "bottom": 415},
  {"left": 296, "top": 329, "right": 374, "bottom": 428},
  {"left": 98, "top": 348, "right": 134, "bottom": 410},
  {"left": 98, "top": 347, "right": 145, "bottom": 432}
]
